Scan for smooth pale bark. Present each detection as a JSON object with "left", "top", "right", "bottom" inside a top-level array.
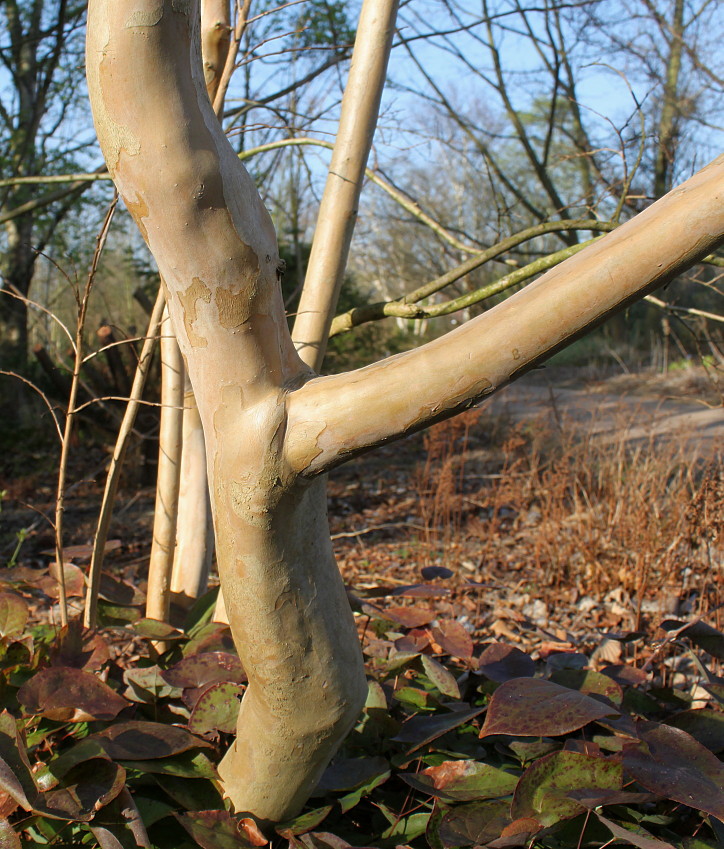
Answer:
[
  {"left": 167, "top": 0, "right": 230, "bottom": 610},
  {"left": 292, "top": 0, "right": 399, "bottom": 370},
  {"left": 201, "top": 0, "right": 230, "bottom": 106},
  {"left": 87, "top": 0, "right": 366, "bottom": 822},
  {"left": 86, "top": 0, "right": 724, "bottom": 824},
  {"left": 146, "top": 309, "right": 184, "bottom": 623},
  {"left": 171, "top": 375, "right": 214, "bottom": 605}
]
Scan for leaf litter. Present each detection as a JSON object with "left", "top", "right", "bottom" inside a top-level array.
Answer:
[{"left": 0, "top": 379, "right": 722, "bottom": 848}]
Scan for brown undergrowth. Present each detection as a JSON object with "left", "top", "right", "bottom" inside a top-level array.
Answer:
[
  {"left": 1, "top": 375, "right": 723, "bottom": 848},
  {"left": 332, "top": 401, "right": 722, "bottom": 643}
]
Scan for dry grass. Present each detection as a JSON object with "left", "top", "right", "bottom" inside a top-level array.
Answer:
[{"left": 412, "top": 406, "right": 722, "bottom": 630}]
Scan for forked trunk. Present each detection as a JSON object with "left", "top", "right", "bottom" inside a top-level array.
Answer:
[
  {"left": 86, "top": 0, "right": 724, "bottom": 824},
  {"left": 86, "top": 0, "right": 367, "bottom": 821}
]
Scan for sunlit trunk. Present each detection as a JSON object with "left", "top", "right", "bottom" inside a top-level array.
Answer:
[{"left": 86, "top": 0, "right": 724, "bottom": 823}]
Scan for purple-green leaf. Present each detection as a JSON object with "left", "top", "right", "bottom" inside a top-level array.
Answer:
[
  {"left": 176, "top": 810, "right": 264, "bottom": 849},
  {"left": 478, "top": 644, "right": 535, "bottom": 682},
  {"left": 90, "top": 788, "right": 151, "bottom": 849},
  {"left": 154, "top": 774, "right": 224, "bottom": 811},
  {"left": 383, "top": 605, "right": 436, "bottom": 628},
  {"left": 123, "top": 665, "right": 182, "bottom": 703},
  {"left": 315, "top": 757, "right": 390, "bottom": 794},
  {"left": 431, "top": 620, "right": 474, "bottom": 659},
  {"left": 35, "top": 739, "right": 108, "bottom": 792},
  {"left": 392, "top": 705, "right": 487, "bottom": 752},
  {"left": 596, "top": 814, "right": 677, "bottom": 849},
  {"left": 38, "top": 759, "right": 126, "bottom": 822},
  {"left": 0, "top": 711, "right": 37, "bottom": 809},
  {"left": 0, "top": 593, "right": 27, "bottom": 639},
  {"left": 162, "top": 651, "right": 245, "bottom": 688},
  {"left": 511, "top": 750, "right": 622, "bottom": 827},
  {"left": 392, "top": 584, "right": 451, "bottom": 599},
  {"left": 276, "top": 805, "right": 333, "bottom": 836},
  {"left": 550, "top": 669, "right": 623, "bottom": 706},
  {"left": 337, "top": 769, "right": 391, "bottom": 814},
  {"left": 660, "top": 619, "right": 724, "bottom": 660},
  {"left": 0, "top": 753, "right": 32, "bottom": 812},
  {"left": 400, "top": 759, "right": 518, "bottom": 802},
  {"left": 182, "top": 623, "right": 235, "bottom": 656},
  {"left": 480, "top": 677, "right": 618, "bottom": 738},
  {"left": 50, "top": 620, "right": 110, "bottom": 671},
  {"left": 92, "top": 721, "right": 213, "bottom": 760},
  {"left": 98, "top": 572, "right": 144, "bottom": 606},
  {"left": 132, "top": 618, "right": 186, "bottom": 641},
  {"left": 665, "top": 709, "right": 724, "bottom": 753},
  {"left": 420, "top": 654, "right": 461, "bottom": 699},
  {"left": 188, "top": 681, "right": 244, "bottom": 735},
  {"left": 435, "top": 799, "right": 512, "bottom": 848},
  {"left": 623, "top": 721, "right": 724, "bottom": 818},
  {"left": 0, "top": 818, "right": 21, "bottom": 849},
  {"left": 314, "top": 757, "right": 390, "bottom": 813},
  {"left": 120, "top": 749, "right": 218, "bottom": 779},
  {"left": 17, "top": 667, "right": 129, "bottom": 722}
]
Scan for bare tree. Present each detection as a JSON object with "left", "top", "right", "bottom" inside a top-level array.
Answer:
[
  {"left": 86, "top": 0, "right": 723, "bottom": 826},
  {"left": 0, "top": 0, "right": 91, "bottom": 370}
]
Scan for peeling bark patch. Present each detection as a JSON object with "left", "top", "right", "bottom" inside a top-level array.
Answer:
[
  {"left": 125, "top": 193, "right": 150, "bottom": 242},
  {"left": 230, "top": 478, "right": 273, "bottom": 530},
  {"left": 90, "top": 13, "right": 141, "bottom": 176},
  {"left": 125, "top": 6, "right": 164, "bottom": 28},
  {"left": 286, "top": 420, "right": 326, "bottom": 472},
  {"left": 178, "top": 277, "right": 212, "bottom": 348},
  {"left": 215, "top": 286, "right": 253, "bottom": 330}
]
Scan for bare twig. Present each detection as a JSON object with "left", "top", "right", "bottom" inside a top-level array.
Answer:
[{"left": 55, "top": 193, "right": 118, "bottom": 626}]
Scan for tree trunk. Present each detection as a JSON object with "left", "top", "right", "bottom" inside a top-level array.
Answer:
[
  {"left": 86, "top": 1, "right": 367, "bottom": 822},
  {"left": 653, "top": 0, "right": 685, "bottom": 198},
  {"left": 0, "top": 215, "right": 35, "bottom": 369},
  {"left": 86, "top": 0, "right": 724, "bottom": 823}
]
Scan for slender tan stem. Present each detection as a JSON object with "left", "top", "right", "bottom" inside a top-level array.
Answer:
[
  {"left": 0, "top": 181, "right": 92, "bottom": 225},
  {"left": 55, "top": 197, "right": 117, "bottom": 627},
  {"left": 645, "top": 295, "right": 724, "bottom": 324},
  {"left": 146, "top": 309, "right": 185, "bottom": 624},
  {"left": 291, "top": 0, "right": 400, "bottom": 371},
  {"left": 0, "top": 170, "right": 108, "bottom": 187},
  {"left": 84, "top": 288, "right": 166, "bottom": 629},
  {"left": 202, "top": 0, "right": 232, "bottom": 110},
  {"left": 171, "top": 375, "right": 214, "bottom": 604},
  {"left": 212, "top": 0, "right": 252, "bottom": 116}
]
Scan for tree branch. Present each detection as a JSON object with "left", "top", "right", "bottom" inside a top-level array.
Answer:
[{"left": 286, "top": 155, "right": 724, "bottom": 476}]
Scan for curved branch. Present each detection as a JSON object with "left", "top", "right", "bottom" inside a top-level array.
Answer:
[
  {"left": 329, "top": 219, "right": 616, "bottom": 336},
  {"left": 286, "top": 155, "right": 724, "bottom": 476},
  {"left": 330, "top": 238, "right": 599, "bottom": 335}
]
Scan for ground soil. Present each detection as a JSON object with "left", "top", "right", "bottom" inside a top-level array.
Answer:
[{"left": 1, "top": 364, "right": 722, "bottom": 655}]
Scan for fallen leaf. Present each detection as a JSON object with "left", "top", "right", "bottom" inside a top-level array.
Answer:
[
  {"left": 480, "top": 678, "right": 618, "bottom": 738},
  {"left": 17, "top": 667, "right": 129, "bottom": 722},
  {"left": 477, "top": 644, "right": 534, "bottom": 682}
]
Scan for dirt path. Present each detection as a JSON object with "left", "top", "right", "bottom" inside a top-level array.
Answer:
[{"left": 484, "top": 367, "right": 723, "bottom": 457}]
